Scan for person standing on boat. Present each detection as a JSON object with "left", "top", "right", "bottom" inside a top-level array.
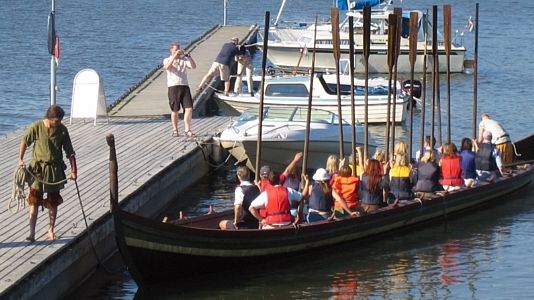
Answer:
[
  {"left": 249, "top": 171, "right": 304, "bottom": 229},
  {"left": 475, "top": 130, "right": 503, "bottom": 182},
  {"left": 233, "top": 44, "right": 253, "bottom": 96},
  {"left": 163, "top": 41, "right": 197, "bottom": 137},
  {"left": 18, "top": 105, "right": 77, "bottom": 242},
  {"left": 478, "top": 113, "right": 513, "bottom": 166},
  {"left": 198, "top": 37, "right": 240, "bottom": 96},
  {"left": 219, "top": 166, "right": 261, "bottom": 230}
]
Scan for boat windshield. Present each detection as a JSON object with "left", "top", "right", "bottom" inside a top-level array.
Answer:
[{"left": 239, "top": 107, "right": 348, "bottom": 124}]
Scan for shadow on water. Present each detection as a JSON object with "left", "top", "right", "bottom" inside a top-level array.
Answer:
[{"left": 128, "top": 180, "right": 534, "bottom": 299}]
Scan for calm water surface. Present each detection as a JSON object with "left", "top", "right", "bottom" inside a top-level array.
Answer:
[{"left": 2, "top": 0, "right": 534, "bottom": 299}]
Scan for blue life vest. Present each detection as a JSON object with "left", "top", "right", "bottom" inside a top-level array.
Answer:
[{"left": 308, "top": 182, "right": 333, "bottom": 212}]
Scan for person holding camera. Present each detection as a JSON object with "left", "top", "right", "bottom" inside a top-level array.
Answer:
[{"left": 163, "top": 41, "right": 197, "bottom": 137}]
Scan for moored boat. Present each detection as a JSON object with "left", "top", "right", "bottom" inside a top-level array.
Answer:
[
  {"left": 213, "top": 106, "right": 378, "bottom": 173},
  {"left": 110, "top": 134, "right": 534, "bottom": 286},
  {"left": 216, "top": 73, "right": 410, "bottom": 124},
  {"left": 258, "top": 6, "right": 468, "bottom": 74}
]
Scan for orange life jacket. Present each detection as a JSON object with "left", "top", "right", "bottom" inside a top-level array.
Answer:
[
  {"left": 440, "top": 155, "right": 464, "bottom": 186},
  {"left": 264, "top": 185, "right": 293, "bottom": 224},
  {"left": 333, "top": 176, "right": 360, "bottom": 209}
]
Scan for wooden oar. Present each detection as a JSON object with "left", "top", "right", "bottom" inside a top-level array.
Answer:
[
  {"left": 385, "top": 13, "right": 397, "bottom": 161},
  {"left": 391, "top": 7, "right": 402, "bottom": 154},
  {"left": 331, "top": 7, "right": 344, "bottom": 159},
  {"left": 363, "top": 6, "right": 371, "bottom": 159},
  {"left": 419, "top": 10, "right": 429, "bottom": 161},
  {"left": 348, "top": 15, "right": 357, "bottom": 176},
  {"left": 254, "top": 11, "right": 270, "bottom": 182},
  {"left": 472, "top": 3, "right": 479, "bottom": 139},
  {"left": 430, "top": 5, "right": 437, "bottom": 153},
  {"left": 301, "top": 16, "right": 318, "bottom": 179},
  {"left": 434, "top": 5, "right": 442, "bottom": 147},
  {"left": 443, "top": 4, "right": 452, "bottom": 144},
  {"left": 408, "top": 11, "right": 418, "bottom": 163}
]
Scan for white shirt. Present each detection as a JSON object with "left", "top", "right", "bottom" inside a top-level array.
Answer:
[
  {"left": 234, "top": 181, "right": 253, "bottom": 206},
  {"left": 479, "top": 119, "right": 510, "bottom": 145},
  {"left": 249, "top": 185, "right": 302, "bottom": 209},
  {"left": 163, "top": 56, "right": 192, "bottom": 87}
]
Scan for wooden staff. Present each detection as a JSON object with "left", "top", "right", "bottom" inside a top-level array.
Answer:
[
  {"left": 254, "top": 11, "right": 270, "bottom": 182},
  {"left": 472, "top": 3, "right": 479, "bottom": 139},
  {"left": 391, "top": 7, "right": 402, "bottom": 155},
  {"left": 301, "top": 16, "right": 318, "bottom": 178},
  {"left": 348, "top": 15, "right": 357, "bottom": 176},
  {"left": 430, "top": 5, "right": 437, "bottom": 153},
  {"left": 408, "top": 11, "right": 418, "bottom": 163},
  {"left": 331, "top": 7, "right": 344, "bottom": 159},
  {"left": 444, "top": 4, "right": 452, "bottom": 144},
  {"left": 419, "top": 11, "right": 429, "bottom": 161},
  {"left": 363, "top": 6, "right": 371, "bottom": 159},
  {"left": 385, "top": 13, "right": 397, "bottom": 161}
]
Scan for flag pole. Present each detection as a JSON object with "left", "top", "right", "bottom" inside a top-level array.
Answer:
[{"left": 49, "top": 0, "right": 57, "bottom": 105}]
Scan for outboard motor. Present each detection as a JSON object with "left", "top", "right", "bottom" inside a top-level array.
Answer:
[{"left": 402, "top": 79, "right": 422, "bottom": 98}]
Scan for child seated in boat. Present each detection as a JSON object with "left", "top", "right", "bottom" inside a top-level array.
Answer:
[
  {"left": 325, "top": 154, "right": 340, "bottom": 185},
  {"left": 372, "top": 148, "right": 387, "bottom": 175},
  {"left": 332, "top": 165, "right": 361, "bottom": 217},
  {"left": 280, "top": 152, "right": 303, "bottom": 191},
  {"left": 414, "top": 151, "right": 441, "bottom": 198},
  {"left": 459, "top": 138, "right": 477, "bottom": 188},
  {"left": 304, "top": 168, "right": 334, "bottom": 222},
  {"left": 475, "top": 131, "right": 503, "bottom": 183},
  {"left": 359, "top": 159, "right": 387, "bottom": 213},
  {"left": 439, "top": 142, "right": 464, "bottom": 192},
  {"left": 387, "top": 141, "right": 415, "bottom": 205}
]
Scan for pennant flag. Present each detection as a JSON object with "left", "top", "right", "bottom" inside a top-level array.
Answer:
[
  {"left": 47, "top": 12, "right": 56, "bottom": 56},
  {"left": 53, "top": 35, "right": 60, "bottom": 66}
]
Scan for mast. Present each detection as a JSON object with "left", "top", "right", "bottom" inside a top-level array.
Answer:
[{"left": 49, "top": 0, "right": 57, "bottom": 105}]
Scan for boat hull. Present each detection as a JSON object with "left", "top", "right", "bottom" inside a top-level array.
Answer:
[
  {"left": 216, "top": 94, "right": 408, "bottom": 124},
  {"left": 113, "top": 160, "right": 534, "bottom": 285},
  {"left": 262, "top": 44, "right": 466, "bottom": 74}
]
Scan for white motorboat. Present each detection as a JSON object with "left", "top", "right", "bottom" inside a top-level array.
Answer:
[
  {"left": 257, "top": 5, "right": 468, "bottom": 74},
  {"left": 216, "top": 73, "right": 410, "bottom": 124},
  {"left": 214, "top": 106, "right": 378, "bottom": 173}
]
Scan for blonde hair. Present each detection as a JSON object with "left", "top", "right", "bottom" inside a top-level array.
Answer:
[
  {"left": 373, "top": 149, "right": 386, "bottom": 163},
  {"left": 325, "top": 155, "right": 339, "bottom": 174},
  {"left": 393, "top": 141, "right": 409, "bottom": 167},
  {"left": 421, "top": 151, "right": 435, "bottom": 163}
]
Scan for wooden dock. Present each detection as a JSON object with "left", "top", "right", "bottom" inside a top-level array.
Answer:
[{"left": 0, "top": 24, "right": 256, "bottom": 299}]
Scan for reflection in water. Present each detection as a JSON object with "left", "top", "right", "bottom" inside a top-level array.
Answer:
[
  {"left": 439, "top": 240, "right": 461, "bottom": 286},
  {"left": 330, "top": 271, "right": 358, "bottom": 299}
]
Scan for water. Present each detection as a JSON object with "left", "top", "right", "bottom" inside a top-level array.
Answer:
[{"left": 2, "top": 0, "right": 533, "bottom": 298}]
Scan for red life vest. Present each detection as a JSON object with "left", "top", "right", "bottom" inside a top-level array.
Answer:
[
  {"left": 264, "top": 185, "right": 293, "bottom": 224},
  {"left": 440, "top": 155, "right": 464, "bottom": 186}
]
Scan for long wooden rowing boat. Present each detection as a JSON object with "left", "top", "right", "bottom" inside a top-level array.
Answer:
[{"left": 109, "top": 134, "right": 534, "bottom": 286}]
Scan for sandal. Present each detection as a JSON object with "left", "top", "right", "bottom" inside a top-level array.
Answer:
[
  {"left": 185, "top": 130, "right": 195, "bottom": 137},
  {"left": 172, "top": 130, "right": 179, "bottom": 137}
]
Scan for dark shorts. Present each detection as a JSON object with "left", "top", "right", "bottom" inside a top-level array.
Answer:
[
  {"left": 223, "top": 220, "right": 259, "bottom": 230},
  {"left": 168, "top": 85, "right": 193, "bottom": 112}
]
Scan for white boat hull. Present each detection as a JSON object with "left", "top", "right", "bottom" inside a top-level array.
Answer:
[
  {"left": 262, "top": 44, "right": 466, "bottom": 74},
  {"left": 216, "top": 94, "right": 408, "bottom": 124}
]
